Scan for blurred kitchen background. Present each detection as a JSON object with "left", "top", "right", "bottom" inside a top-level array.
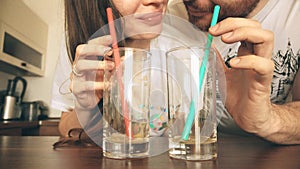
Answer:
[{"left": 0, "top": 0, "right": 64, "bottom": 120}]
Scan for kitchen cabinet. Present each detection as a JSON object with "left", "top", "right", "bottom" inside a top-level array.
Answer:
[
  {"left": 0, "top": 0, "right": 48, "bottom": 76},
  {"left": 0, "top": 119, "right": 60, "bottom": 136}
]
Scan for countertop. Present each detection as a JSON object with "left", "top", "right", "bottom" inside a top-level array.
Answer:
[
  {"left": 0, "top": 118, "right": 60, "bottom": 129},
  {"left": 0, "top": 120, "right": 39, "bottom": 129},
  {"left": 0, "top": 118, "right": 60, "bottom": 136}
]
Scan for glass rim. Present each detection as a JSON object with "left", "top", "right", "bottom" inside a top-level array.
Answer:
[{"left": 166, "top": 46, "right": 216, "bottom": 57}]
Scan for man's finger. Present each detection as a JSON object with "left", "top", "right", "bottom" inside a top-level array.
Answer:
[
  {"left": 209, "top": 17, "right": 261, "bottom": 35},
  {"left": 229, "top": 55, "right": 274, "bottom": 76}
]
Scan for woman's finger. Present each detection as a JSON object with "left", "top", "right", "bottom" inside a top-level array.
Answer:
[
  {"left": 75, "top": 59, "right": 115, "bottom": 73},
  {"left": 75, "top": 44, "right": 111, "bottom": 60},
  {"left": 88, "top": 35, "right": 113, "bottom": 46},
  {"left": 74, "top": 35, "right": 112, "bottom": 64},
  {"left": 72, "top": 81, "right": 107, "bottom": 95}
]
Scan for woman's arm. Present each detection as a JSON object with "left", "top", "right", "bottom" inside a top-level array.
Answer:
[{"left": 58, "top": 110, "right": 81, "bottom": 137}]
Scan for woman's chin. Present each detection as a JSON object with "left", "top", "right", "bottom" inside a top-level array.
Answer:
[{"left": 131, "top": 33, "right": 160, "bottom": 40}]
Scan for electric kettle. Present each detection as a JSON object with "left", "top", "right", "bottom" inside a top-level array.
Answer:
[{"left": 1, "top": 76, "right": 27, "bottom": 120}]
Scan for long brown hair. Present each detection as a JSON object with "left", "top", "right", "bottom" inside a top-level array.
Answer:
[{"left": 64, "top": 0, "right": 121, "bottom": 62}]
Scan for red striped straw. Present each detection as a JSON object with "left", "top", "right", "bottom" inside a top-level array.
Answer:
[{"left": 106, "top": 8, "right": 133, "bottom": 138}]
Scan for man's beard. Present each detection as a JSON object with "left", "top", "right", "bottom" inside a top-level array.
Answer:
[{"left": 184, "top": 0, "right": 260, "bottom": 31}]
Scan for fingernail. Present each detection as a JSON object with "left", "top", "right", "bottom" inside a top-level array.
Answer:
[
  {"left": 210, "top": 24, "right": 219, "bottom": 32},
  {"left": 103, "top": 47, "right": 112, "bottom": 54},
  {"left": 230, "top": 58, "right": 240, "bottom": 65}
]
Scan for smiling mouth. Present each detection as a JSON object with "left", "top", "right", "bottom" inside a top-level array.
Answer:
[{"left": 135, "top": 12, "right": 163, "bottom": 26}]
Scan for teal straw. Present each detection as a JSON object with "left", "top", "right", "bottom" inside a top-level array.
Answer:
[{"left": 181, "top": 5, "right": 221, "bottom": 141}]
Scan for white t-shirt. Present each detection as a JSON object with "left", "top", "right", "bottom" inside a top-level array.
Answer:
[
  {"left": 168, "top": 0, "right": 300, "bottom": 134},
  {"left": 51, "top": 39, "right": 74, "bottom": 112}
]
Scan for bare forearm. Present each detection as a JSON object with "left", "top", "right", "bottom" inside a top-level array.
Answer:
[
  {"left": 258, "top": 101, "right": 300, "bottom": 145},
  {"left": 58, "top": 110, "right": 82, "bottom": 137},
  {"left": 58, "top": 107, "right": 102, "bottom": 137}
]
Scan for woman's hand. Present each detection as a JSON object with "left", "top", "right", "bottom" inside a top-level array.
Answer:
[
  {"left": 209, "top": 17, "right": 275, "bottom": 135},
  {"left": 70, "top": 35, "right": 115, "bottom": 111}
]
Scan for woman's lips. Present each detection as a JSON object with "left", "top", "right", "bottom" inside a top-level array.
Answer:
[{"left": 135, "top": 12, "right": 163, "bottom": 26}]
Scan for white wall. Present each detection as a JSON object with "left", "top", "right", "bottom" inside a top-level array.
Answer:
[{"left": 0, "top": 0, "right": 64, "bottom": 117}]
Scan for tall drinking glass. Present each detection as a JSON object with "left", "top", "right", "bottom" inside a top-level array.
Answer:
[
  {"left": 166, "top": 46, "right": 217, "bottom": 161},
  {"left": 103, "top": 47, "right": 151, "bottom": 159}
]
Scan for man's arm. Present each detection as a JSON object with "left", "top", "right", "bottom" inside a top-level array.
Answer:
[
  {"left": 260, "top": 101, "right": 300, "bottom": 144},
  {"left": 228, "top": 61, "right": 300, "bottom": 145},
  {"left": 259, "top": 70, "right": 300, "bottom": 144},
  {"left": 58, "top": 99, "right": 103, "bottom": 137},
  {"left": 210, "top": 17, "right": 300, "bottom": 145},
  {"left": 261, "top": 70, "right": 300, "bottom": 144}
]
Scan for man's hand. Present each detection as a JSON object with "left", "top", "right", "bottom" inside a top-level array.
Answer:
[{"left": 209, "top": 17, "right": 276, "bottom": 135}]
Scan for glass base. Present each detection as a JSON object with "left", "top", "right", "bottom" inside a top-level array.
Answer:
[
  {"left": 103, "top": 135, "right": 149, "bottom": 159},
  {"left": 169, "top": 136, "right": 217, "bottom": 161}
]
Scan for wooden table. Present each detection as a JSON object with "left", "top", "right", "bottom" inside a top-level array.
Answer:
[{"left": 0, "top": 133, "right": 300, "bottom": 169}]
